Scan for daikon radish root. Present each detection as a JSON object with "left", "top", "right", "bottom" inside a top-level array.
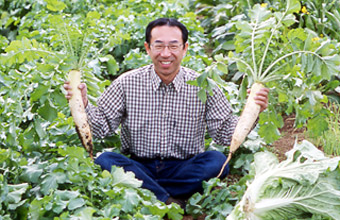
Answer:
[
  {"left": 217, "top": 82, "right": 264, "bottom": 178},
  {"left": 68, "top": 70, "right": 94, "bottom": 160}
]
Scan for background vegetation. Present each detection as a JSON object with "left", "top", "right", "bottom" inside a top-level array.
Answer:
[{"left": 0, "top": 0, "right": 339, "bottom": 219}]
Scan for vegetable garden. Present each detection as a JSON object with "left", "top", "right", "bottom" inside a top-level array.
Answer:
[{"left": 1, "top": 0, "right": 340, "bottom": 219}]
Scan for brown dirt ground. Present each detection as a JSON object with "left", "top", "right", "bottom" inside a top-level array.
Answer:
[
  {"left": 270, "top": 114, "right": 306, "bottom": 161},
  {"left": 181, "top": 114, "right": 306, "bottom": 220}
]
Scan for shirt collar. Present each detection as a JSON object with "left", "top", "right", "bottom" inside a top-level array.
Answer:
[{"left": 150, "top": 66, "right": 185, "bottom": 93}]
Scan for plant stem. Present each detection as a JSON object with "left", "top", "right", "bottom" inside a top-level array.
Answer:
[
  {"left": 11, "top": 49, "right": 61, "bottom": 60},
  {"left": 230, "top": 56, "right": 256, "bottom": 77},
  {"left": 260, "top": 50, "right": 323, "bottom": 81},
  {"left": 259, "top": 62, "right": 288, "bottom": 83},
  {"left": 251, "top": 19, "right": 259, "bottom": 79},
  {"left": 77, "top": 33, "right": 92, "bottom": 69},
  {"left": 63, "top": 20, "right": 75, "bottom": 58}
]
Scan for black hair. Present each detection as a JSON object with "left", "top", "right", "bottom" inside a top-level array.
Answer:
[{"left": 145, "top": 18, "right": 188, "bottom": 46}]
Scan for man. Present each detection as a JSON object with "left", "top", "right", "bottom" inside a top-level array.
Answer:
[{"left": 64, "top": 18, "right": 269, "bottom": 207}]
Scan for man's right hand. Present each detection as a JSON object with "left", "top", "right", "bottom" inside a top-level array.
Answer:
[{"left": 63, "top": 81, "right": 89, "bottom": 107}]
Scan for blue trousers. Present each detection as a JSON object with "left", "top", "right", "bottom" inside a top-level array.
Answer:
[{"left": 94, "top": 151, "right": 229, "bottom": 202}]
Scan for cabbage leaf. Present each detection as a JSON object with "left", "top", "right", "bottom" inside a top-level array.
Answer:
[{"left": 228, "top": 140, "right": 340, "bottom": 220}]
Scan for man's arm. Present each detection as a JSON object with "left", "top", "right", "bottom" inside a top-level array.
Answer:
[{"left": 64, "top": 80, "right": 125, "bottom": 139}]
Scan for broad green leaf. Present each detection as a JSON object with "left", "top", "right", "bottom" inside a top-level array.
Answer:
[
  {"left": 111, "top": 166, "right": 142, "bottom": 188},
  {"left": 40, "top": 172, "right": 68, "bottom": 195},
  {"left": 121, "top": 188, "right": 141, "bottom": 212},
  {"left": 287, "top": 28, "right": 307, "bottom": 41},
  {"left": 211, "top": 71, "right": 225, "bottom": 85},
  {"left": 249, "top": 4, "right": 272, "bottom": 24},
  {"left": 307, "top": 114, "right": 329, "bottom": 137},
  {"left": 166, "top": 204, "right": 184, "bottom": 220},
  {"left": 38, "top": 99, "right": 58, "bottom": 122},
  {"left": 258, "top": 122, "right": 281, "bottom": 144},
  {"left": 217, "top": 62, "right": 228, "bottom": 75},
  {"left": 100, "top": 55, "right": 119, "bottom": 75},
  {"left": 286, "top": 0, "right": 301, "bottom": 14},
  {"left": 45, "top": 0, "right": 66, "bottom": 12},
  {"left": 86, "top": 11, "right": 101, "bottom": 20},
  {"left": 20, "top": 164, "right": 44, "bottom": 183},
  {"left": 196, "top": 71, "right": 208, "bottom": 87},
  {"left": 29, "top": 196, "right": 53, "bottom": 220},
  {"left": 142, "top": 200, "right": 168, "bottom": 217},
  {"left": 34, "top": 118, "right": 47, "bottom": 139},
  {"left": 305, "top": 90, "right": 323, "bottom": 106},
  {"left": 281, "top": 14, "right": 297, "bottom": 27},
  {"left": 68, "top": 197, "right": 86, "bottom": 210},
  {"left": 6, "top": 183, "right": 29, "bottom": 204},
  {"left": 58, "top": 146, "right": 88, "bottom": 162},
  {"left": 186, "top": 80, "right": 198, "bottom": 86},
  {"left": 100, "top": 204, "right": 121, "bottom": 218},
  {"left": 235, "top": 21, "right": 252, "bottom": 33},
  {"left": 30, "top": 84, "right": 49, "bottom": 102},
  {"left": 73, "top": 207, "right": 96, "bottom": 220},
  {"left": 197, "top": 88, "right": 207, "bottom": 103},
  {"left": 51, "top": 90, "right": 68, "bottom": 106},
  {"left": 102, "top": 170, "right": 111, "bottom": 179},
  {"left": 221, "top": 40, "right": 235, "bottom": 51}
]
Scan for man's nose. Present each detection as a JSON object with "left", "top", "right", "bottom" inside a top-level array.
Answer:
[{"left": 160, "top": 46, "right": 171, "bottom": 56}]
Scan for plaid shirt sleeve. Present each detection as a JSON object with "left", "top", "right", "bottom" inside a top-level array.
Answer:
[
  {"left": 85, "top": 78, "right": 125, "bottom": 139},
  {"left": 205, "top": 87, "right": 239, "bottom": 146}
]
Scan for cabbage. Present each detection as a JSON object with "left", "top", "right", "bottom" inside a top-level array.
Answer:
[{"left": 228, "top": 140, "right": 340, "bottom": 220}]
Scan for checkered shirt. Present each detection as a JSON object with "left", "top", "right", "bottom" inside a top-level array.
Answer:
[{"left": 86, "top": 64, "right": 238, "bottom": 159}]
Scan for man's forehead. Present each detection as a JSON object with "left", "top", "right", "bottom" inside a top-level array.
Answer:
[{"left": 150, "top": 26, "right": 182, "bottom": 41}]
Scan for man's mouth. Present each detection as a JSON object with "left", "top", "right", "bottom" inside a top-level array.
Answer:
[{"left": 161, "top": 61, "right": 171, "bottom": 65}]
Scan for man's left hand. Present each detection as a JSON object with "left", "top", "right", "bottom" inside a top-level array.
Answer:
[{"left": 253, "top": 87, "right": 270, "bottom": 113}]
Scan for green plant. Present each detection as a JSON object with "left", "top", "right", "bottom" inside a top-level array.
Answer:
[
  {"left": 201, "top": 0, "right": 340, "bottom": 145},
  {"left": 298, "top": 0, "right": 340, "bottom": 40},
  {"left": 0, "top": 0, "right": 212, "bottom": 218},
  {"left": 310, "top": 102, "right": 340, "bottom": 156},
  {"left": 0, "top": 146, "right": 184, "bottom": 219},
  {"left": 186, "top": 177, "right": 247, "bottom": 220}
]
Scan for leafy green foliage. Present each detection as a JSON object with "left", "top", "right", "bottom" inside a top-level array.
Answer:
[
  {"left": 298, "top": 0, "right": 340, "bottom": 40},
  {"left": 309, "top": 103, "right": 340, "bottom": 156},
  {"left": 1, "top": 146, "right": 184, "bottom": 219},
  {"left": 186, "top": 177, "right": 246, "bottom": 220},
  {"left": 192, "top": 0, "right": 340, "bottom": 144},
  {"left": 229, "top": 0, "right": 340, "bottom": 84},
  {"left": 0, "top": 0, "right": 209, "bottom": 218},
  {"left": 1, "top": 0, "right": 340, "bottom": 219}
]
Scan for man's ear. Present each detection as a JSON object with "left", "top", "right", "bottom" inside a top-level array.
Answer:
[
  {"left": 183, "top": 42, "right": 189, "bottom": 55},
  {"left": 144, "top": 42, "right": 150, "bottom": 55}
]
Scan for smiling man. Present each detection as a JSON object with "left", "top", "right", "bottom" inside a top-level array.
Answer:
[
  {"left": 64, "top": 18, "right": 269, "bottom": 208},
  {"left": 144, "top": 23, "right": 188, "bottom": 84}
]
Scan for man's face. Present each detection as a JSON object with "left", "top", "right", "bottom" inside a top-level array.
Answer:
[{"left": 144, "top": 25, "right": 188, "bottom": 83}]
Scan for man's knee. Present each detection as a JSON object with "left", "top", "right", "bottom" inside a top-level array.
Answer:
[
  {"left": 199, "top": 151, "right": 229, "bottom": 179},
  {"left": 95, "top": 152, "right": 131, "bottom": 171}
]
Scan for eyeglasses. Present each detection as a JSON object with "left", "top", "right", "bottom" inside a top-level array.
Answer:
[{"left": 150, "top": 43, "right": 183, "bottom": 52}]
